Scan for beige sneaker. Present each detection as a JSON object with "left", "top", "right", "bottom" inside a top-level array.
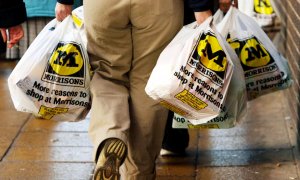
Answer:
[
  {"left": 93, "top": 138, "right": 127, "bottom": 180},
  {"left": 160, "top": 148, "right": 186, "bottom": 157}
]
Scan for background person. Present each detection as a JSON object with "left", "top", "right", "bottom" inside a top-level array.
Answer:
[
  {"left": 3, "top": 0, "right": 82, "bottom": 60},
  {"left": 0, "top": 0, "right": 27, "bottom": 57}
]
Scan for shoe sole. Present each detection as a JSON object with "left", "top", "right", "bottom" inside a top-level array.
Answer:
[{"left": 94, "top": 139, "right": 127, "bottom": 180}]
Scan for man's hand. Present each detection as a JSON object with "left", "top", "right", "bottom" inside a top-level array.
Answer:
[
  {"left": 55, "top": 2, "right": 73, "bottom": 21},
  {"left": 194, "top": 10, "right": 212, "bottom": 25},
  {"left": 1, "top": 25, "right": 24, "bottom": 48},
  {"left": 219, "top": 0, "right": 238, "bottom": 12}
]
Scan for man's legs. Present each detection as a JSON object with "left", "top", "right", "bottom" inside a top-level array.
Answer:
[
  {"left": 84, "top": 0, "right": 184, "bottom": 179},
  {"left": 120, "top": 0, "right": 184, "bottom": 179}
]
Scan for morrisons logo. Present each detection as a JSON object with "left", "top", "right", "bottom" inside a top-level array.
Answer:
[
  {"left": 227, "top": 36, "right": 274, "bottom": 71},
  {"left": 42, "top": 41, "right": 86, "bottom": 87},
  {"left": 188, "top": 31, "right": 227, "bottom": 86},
  {"left": 254, "top": 0, "right": 274, "bottom": 15}
]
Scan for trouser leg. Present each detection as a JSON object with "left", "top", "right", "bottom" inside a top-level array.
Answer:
[
  {"left": 121, "top": 0, "right": 184, "bottom": 179},
  {"left": 84, "top": 0, "right": 132, "bottom": 160},
  {"left": 84, "top": 0, "right": 183, "bottom": 179}
]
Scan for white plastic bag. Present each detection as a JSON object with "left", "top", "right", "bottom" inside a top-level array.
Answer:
[
  {"left": 145, "top": 17, "right": 236, "bottom": 124},
  {"left": 217, "top": 7, "right": 292, "bottom": 100},
  {"left": 71, "top": 6, "right": 87, "bottom": 48},
  {"left": 8, "top": 16, "right": 90, "bottom": 122},
  {"left": 238, "top": 0, "right": 276, "bottom": 27},
  {"left": 172, "top": 55, "right": 247, "bottom": 129},
  {"left": 213, "top": 9, "right": 225, "bottom": 25},
  {"left": 172, "top": 16, "right": 247, "bottom": 129}
]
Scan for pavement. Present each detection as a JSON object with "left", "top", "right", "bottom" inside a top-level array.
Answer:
[{"left": 0, "top": 58, "right": 299, "bottom": 180}]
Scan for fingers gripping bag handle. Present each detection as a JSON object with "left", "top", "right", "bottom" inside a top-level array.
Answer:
[{"left": 8, "top": 16, "right": 91, "bottom": 121}]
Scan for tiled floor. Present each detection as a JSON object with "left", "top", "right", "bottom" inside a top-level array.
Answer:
[{"left": 0, "top": 60, "right": 299, "bottom": 180}]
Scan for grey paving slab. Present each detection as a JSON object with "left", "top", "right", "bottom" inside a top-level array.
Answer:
[
  {"left": 197, "top": 149, "right": 294, "bottom": 166},
  {"left": 196, "top": 92, "right": 292, "bottom": 151},
  {"left": 4, "top": 146, "right": 93, "bottom": 162},
  {"left": 0, "top": 147, "right": 7, "bottom": 160},
  {"left": 13, "top": 131, "right": 92, "bottom": 147},
  {"left": 0, "top": 161, "right": 94, "bottom": 180},
  {"left": 0, "top": 127, "right": 20, "bottom": 146},
  {"left": 198, "top": 135, "right": 291, "bottom": 151},
  {"left": 156, "top": 129, "right": 199, "bottom": 177},
  {"left": 156, "top": 155, "right": 197, "bottom": 177},
  {"left": 0, "top": 127, "right": 20, "bottom": 160},
  {"left": 0, "top": 95, "right": 17, "bottom": 111},
  {"left": 198, "top": 117, "right": 289, "bottom": 138},
  {"left": 0, "top": 110, "right": 30, "bottom": 127},
  {"left": 196, "top": 163, "right": 299, "bottom": 180},
  {"left": 245, "top": 94, "right": 288, "bottom": 123},
  {"left": 22, "top": 117, "right": 90, "bottom": 132}
]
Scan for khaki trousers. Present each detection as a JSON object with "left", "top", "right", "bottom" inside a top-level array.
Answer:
[{"left": 84, "top": 0, "right": 183, "bottom": 179}]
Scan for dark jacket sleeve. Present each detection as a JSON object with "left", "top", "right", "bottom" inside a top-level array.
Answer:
[
  {"left": 185, "top": 0, "right": 217, "bottom": 25},
  {"left": 57, "top": 0, "right": 74, "bottom": 5},
  {"left": 0, "top": 0, "right": 27, "bottom": 28},
  {"left": 188, "top": 0, "right": 214, "bottom": 12}
]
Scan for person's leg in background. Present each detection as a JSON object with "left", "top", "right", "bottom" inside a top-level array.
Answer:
[
  {"left": 160, "top": 1, "right": 196, "bottom": 157},
  {"left": 85, "top": 0, "right": 183, "bottom": 179},
  {"left": 0, "top": 34, "right": 6, "bottom": 58},
  {"left": 161, "top": 111, "right": 189, "bottom": 156}
]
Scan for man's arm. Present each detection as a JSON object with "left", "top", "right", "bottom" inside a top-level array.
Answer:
[
  {"left": 55, "top": 0, "right": 74, "bottom": 21},
  {"left": 188, "top": 0, "right": 238, "bottom": 24},
  {"left": 219, "top": 0, "right": 238, "bottom": 12},
  {"left": 0, "top": 0, "right": 27, "bottom": 28},
  {"left": 0, "top": 0, "right": 26, "bottom": 48}
]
